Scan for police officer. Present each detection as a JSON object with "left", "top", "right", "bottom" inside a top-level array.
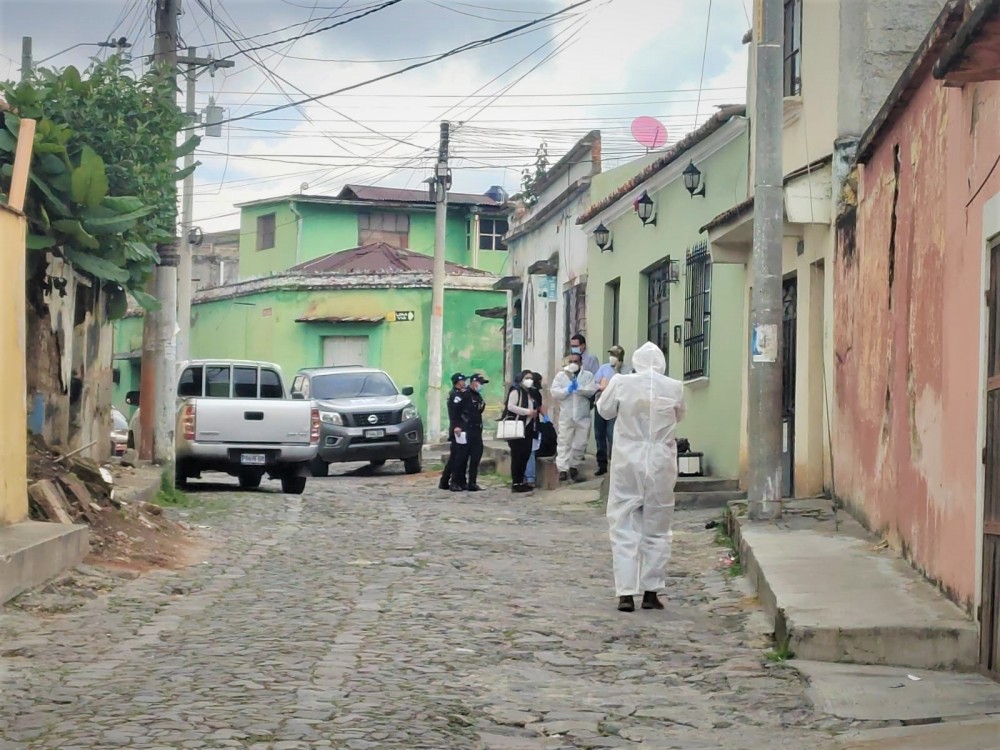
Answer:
[
  {"left": 461, "top": 373, "right": 489, "bottom": 491},
  {"left": 439, "top": 372, "right": 468, "bottom": 491}
]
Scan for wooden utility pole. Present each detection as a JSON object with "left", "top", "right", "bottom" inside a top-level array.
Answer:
[
  {"left": 748, "top": 0, "right": 785, "bottom": 521},
  {"left": 140, "top": 0, "right": 179, "bottom": 471}
]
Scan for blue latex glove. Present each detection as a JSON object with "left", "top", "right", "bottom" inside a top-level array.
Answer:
[{"left": 567, "top": 379, "right": 579, "bottom": 394}]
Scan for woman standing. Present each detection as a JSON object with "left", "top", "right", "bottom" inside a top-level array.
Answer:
[{"left": 505, "top": 369, "right": 538, "bottom": 493}]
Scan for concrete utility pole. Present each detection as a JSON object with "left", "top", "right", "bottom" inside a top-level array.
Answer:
[
  {"left": 748, "top": 0, "right": 785, "bottom": 521},
  {"left": 20, "top": 37, "right": 31, "bottom": 80},
  {"left": 426, "top": 121, "right": 451, "bottom": 443},
  {"left": 175, "top": 46, "right": 233, "bottom": 363},
  {"left": 140, "top": 0, "right": 180, "bottom": 470}
]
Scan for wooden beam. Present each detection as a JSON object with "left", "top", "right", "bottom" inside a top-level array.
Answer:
[{"left": 8, "top": 117, "right": 35, "bottom": 212}]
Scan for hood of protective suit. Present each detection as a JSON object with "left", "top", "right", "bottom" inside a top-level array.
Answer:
[{"left": 631, "top": 342, "right": 666, "bottom": 375}]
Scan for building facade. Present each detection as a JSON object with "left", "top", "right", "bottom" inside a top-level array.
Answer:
[
  {"left": 192, "top": 229, "right": 239, "bottom": 291},
  {"left": 578, "top": 108, "right": 749, "bottom": 481},
  {"left": 499, "top": 132, "right": 601, "bottom": 382}
]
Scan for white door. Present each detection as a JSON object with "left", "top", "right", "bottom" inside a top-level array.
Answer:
[{"left": 323, "top": 336, "right": 369, "bottom": 367}]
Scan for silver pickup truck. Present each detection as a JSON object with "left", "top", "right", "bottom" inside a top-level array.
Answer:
[{"left": 126, "top": 360, "right": 319, "bottom": 494}]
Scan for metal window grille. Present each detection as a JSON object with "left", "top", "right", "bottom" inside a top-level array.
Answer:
[
  {"left": 478, "top": 218, "right": 509, "bottom": 251},
  {"left": 564, "top": 283, "right": 587, "bottom": 349},
  {"left": 647, "top": 261, "right": 672, "bottom": 371},
  {"left": 683, "top": 242, "right": 711, "bottom": 380},
  {"left": 783, "top": 0, "right": 803, "bottom": 97}
]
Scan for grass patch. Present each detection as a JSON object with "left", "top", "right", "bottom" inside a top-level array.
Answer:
[
  {"left": 714, "top": 510, "right": 744, "bottom": 578},
  {"left": 765, "top": 635, "right": 795, "bottom": 662},
  {"left": 156, "top": 469, "right": 193, "bottom": 507}
]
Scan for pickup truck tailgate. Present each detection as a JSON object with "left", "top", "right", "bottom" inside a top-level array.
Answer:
[{"left": 193, "top": 399, "right": 312, "bottom": 445}]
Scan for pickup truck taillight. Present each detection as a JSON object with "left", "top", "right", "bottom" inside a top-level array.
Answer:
[
  {"left": 181, "top": 404, "right": 196, "bottom": 441},
  {"left": 310, "top": 407, "right": 321, "bottom": 444}
]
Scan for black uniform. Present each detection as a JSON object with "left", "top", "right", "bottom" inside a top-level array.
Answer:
[
  {"left": 457, "top": 387, "right": 486, "bottom": 488},
  {"left": 439, "top": 387, "right": 467, "bottom": 490}
]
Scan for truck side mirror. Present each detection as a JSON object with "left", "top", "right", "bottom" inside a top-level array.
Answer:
[
  {"left": 401, "top": 386, "right": 414, "bottom": 396},
  {"left": 125, "top": 390, "right": 140, "bottom": 406}
]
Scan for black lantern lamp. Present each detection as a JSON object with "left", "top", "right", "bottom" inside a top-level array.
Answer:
[
  {"left": 635, "top": 190, "right": 657, "bottom": 226},
  {"left": 683, "top": 160, "right": 706, "bottom": 198},
  {"left": 594, "top": 222, "right": 613, "bottom": 252}
]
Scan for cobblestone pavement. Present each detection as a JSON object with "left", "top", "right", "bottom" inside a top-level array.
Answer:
[{"left": 2, "top": 467, "right": 848, "bottom": 750}]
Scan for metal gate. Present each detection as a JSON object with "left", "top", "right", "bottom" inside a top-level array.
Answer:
[
  {"left": 981, "top": 243, "right": 1000, "bottom": 680},
  {"left": 781, "top": 277, "right": 797, "bottom": 498}
]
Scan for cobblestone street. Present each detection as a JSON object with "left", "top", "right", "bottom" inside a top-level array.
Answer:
[{"left": 1, "top": 468, "right": 841, "bottom": 750}]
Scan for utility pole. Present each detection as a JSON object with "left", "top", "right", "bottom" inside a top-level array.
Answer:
[
  {"left": 20, "top": 37, "right": 31, "bottom": 80},
  {"left": 175, "top": 46, "right": 233, "bottom": 363},
  {"left": 748, "top": 0, "right": 784, "bottom": 521},
  {"left": 140, "top": 0, "right": 180, "bottom": 471},
  {"left": 426, "top": 121, "right": 451, "bottom": 443}
]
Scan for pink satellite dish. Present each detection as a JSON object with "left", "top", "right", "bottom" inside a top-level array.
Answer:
[{"left": 631, "top": 116, "right": 668, "bottom": 151}]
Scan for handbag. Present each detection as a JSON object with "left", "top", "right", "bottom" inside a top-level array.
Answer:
[{"left": 496, "top": 418, "right": 525, "bottom": 440}]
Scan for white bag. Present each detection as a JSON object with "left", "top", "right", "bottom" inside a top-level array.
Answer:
[{"left": 496, "top": 419, "right": 525, "bottom": 440}]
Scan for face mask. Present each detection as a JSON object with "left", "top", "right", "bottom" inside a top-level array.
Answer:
[
  {"left": 610, "top": 356, "right": 619, "bottom": 366},
  {"left": 522, "top": 378, "right": 534, "bottom": 389},
  {"left": 570, "top": 346, "right": 581, "bottom": 354},
  {"left": 567, "top": 363, "right": 580, "bottom": 374}
]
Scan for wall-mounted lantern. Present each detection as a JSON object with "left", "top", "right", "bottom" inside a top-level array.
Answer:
[
  {"left": 683, "top": 160, "right": 706, "bottom": 198},
  {"left": 666, "top": 257, "right": 681, "bottom": 283},
  {"left": 635, "top": 190, "right": 657, "bottom": 226},
  {"left": 594, "top": 222, "right": 613, "bottom": 252}
]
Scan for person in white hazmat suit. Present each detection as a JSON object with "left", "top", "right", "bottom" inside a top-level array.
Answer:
[
  {"left": 550, "top": 352, "right": 598, "bottom": 482},
  {"left": 596, "top": 342, "right": 686, "bottom": 612}
]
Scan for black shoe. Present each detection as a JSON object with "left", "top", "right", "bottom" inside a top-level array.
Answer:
[
  {"left": 439, "top": 483, "right": 450, "bottom": 490},
  {"left": 467, "top": 484, "right": 482, "bottom": 492},
  {"left": 569, "top": 467, "right": 579, "bottom": 479},
  {"left": 512, "top": 484, "right": 531, "bottom": 493},
  {"left": 618, "top": 596, "right": 635, "bottom": 612},
  {"left": 451, "top": 484, "right": 465, "bottom": 492},
  {"left": 641, "top": 591, "right": 664, "bottom": 610},
  {"left": 559, "top": 471, "right": 568, "bottom": 482},
  {"left": 595, "top": 466, "right": 607, "bottom": 477}
]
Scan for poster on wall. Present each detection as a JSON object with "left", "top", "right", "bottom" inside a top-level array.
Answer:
[{"left": 751, "top": 323, "right": 778, "bottom": 363}]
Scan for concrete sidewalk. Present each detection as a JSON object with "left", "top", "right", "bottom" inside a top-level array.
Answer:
[
  {"left": 824, "top": 717, "right": 1000, "bottom": 749},
  {"left": 731, "top": 498, "right": 978, "bottom": 671}
]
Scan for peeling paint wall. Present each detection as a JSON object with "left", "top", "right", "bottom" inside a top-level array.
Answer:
[{"left": 836, "top": 73, "right": 1000, "bottom": 610}]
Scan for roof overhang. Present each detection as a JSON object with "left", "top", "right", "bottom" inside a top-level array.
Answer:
[
  {"left": 475, "top": 306, "right": 507, "bottom": 320},
  {"left": 504, "top": 177, "right": 591, "bottom": 244},
  {"left": 492, "top": 276, "right": 523, "bottom": 293},
  {"left": 527, "top": 255, "right": 559, "bottom": 276},
  {"left": 294, "top": 315, "right": 384, "bottom": 324},
  {"left": 934, "top": 0, "right": 1000, "bottom": 86}
]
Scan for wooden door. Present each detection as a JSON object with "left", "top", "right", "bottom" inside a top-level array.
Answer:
[
  {"left": 983, "top": 244, "right": 1000, "bottom": 679},
  {"left": 323, "top": 336, "right": 368, "bottom": 367},
  {"left": 781, "top": 277, "right": 798, "bottom": 498}
]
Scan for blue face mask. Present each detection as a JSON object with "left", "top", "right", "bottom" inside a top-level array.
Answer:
[{"left": 571, "top": 346, "right": 581, "bottom": 354}]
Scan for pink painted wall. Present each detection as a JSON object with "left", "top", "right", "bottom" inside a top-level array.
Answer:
[{"left": 835, "top": 74, "right": 1000, "bottom": 611}]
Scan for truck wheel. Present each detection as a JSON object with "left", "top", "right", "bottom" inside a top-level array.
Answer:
[
  {"left": 404, "top": 456, "right": 422, "bottom": 475},
  {"left": 281, "top": 475, "right": 307, "bottom": 494},
  {"left": 238, "top": 471, "right": 263, "bottom": 489},
  {"left": 309, "top": 457, "right": 329, "bottom": 477}
]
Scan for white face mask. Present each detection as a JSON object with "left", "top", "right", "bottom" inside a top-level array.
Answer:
[
  {"left": 610, "top": 356, "right": 619, "bottom": 366},
  {"left": 567, "top": 363, "right": 580, "bottom": 374},
  {"left": 522, "top": 378, "right": 534, "bottom": 389}
]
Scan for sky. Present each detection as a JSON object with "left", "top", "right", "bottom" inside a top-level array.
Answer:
[{"left": 0, "top": 0, "right": 750, "bottom": 232}]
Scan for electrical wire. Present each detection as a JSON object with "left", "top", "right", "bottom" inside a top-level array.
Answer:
[{"left": 694, "top": 0, "right": 714, "bottom": 126}]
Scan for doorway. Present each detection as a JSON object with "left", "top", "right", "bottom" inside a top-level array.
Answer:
[
  {"left": 781, "top": 276, "right": 798, "bottom": 497},
  {"left": 323, "top": 336, "right": 369, "bottom": 367},
  {"left": 981, "top": 242, "right": 1000, "bottom": 680}
]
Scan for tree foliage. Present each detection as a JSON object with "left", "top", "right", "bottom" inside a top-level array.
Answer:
[
  {"left": 516, "top": 142, "right": 549, "bottom": 208},
  {"left": 0, "top": 57, "right": 199, "bottom": 315}
]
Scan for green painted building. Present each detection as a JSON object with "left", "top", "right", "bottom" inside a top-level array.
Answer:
[
  {"left": 237, "top": 184, "right": 511, "bottom": 279},
  {"left": 114, "top": 244, "right": 507, "bottom": 429},
  {"left": 577, "top": 107, "right": 749, "bottom": 481}
]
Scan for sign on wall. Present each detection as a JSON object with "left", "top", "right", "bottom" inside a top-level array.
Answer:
[{"left": 390, "top": 311, "right": 416, "bottom": 322}]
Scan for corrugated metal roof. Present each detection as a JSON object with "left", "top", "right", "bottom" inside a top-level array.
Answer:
[
  {"left": 338, "top": 184, "right": 501, "bottom": 206},
  {"left": 289, "top": 242, "right": 490, "bottom": 277}
]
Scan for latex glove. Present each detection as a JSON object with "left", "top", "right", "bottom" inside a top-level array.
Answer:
[{"left": 567, "top": 379, "right": 579, "bottom": 394}]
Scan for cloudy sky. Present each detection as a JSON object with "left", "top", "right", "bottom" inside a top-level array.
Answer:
[{"left": 0, "top": 0, "right": 750, "bottom": 232}]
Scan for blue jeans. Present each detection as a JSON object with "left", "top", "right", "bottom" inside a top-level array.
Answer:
[{"left": 525, "top": 450, "right": 537, "bottom": 484}]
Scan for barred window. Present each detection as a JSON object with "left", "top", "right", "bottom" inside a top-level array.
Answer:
[
  {"left": 683, "top": 242, "right": 712, "bottom": 380},
  {"left": 646, "top": 261, "right": 672, "bottom": 372}
]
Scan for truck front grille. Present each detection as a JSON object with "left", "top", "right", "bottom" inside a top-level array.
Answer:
[{"left": 350, "top": 410, "right": 400, "bottom": 427}]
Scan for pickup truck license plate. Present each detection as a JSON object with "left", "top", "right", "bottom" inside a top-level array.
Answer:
[
  {"left": 364, "top": 428, "right": 385, "bottom": 439},
  {"left": 240, "top": 453, "right": 266, "bottom": 465}
]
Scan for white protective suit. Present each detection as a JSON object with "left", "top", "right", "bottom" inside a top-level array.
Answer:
[
  {"left": 596, "top": 342, "right": 686, "bottom": 596},
  {"left": 550, "top": 366, "right": 598, "bottom": 473}
]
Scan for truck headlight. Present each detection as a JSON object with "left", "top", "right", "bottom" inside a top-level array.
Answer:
[
  {"left": 402, "top": 405, "right": 417, "bottom": 421},
  {"left": 319, "top": 411, "right": 343, "bottom": 426}
]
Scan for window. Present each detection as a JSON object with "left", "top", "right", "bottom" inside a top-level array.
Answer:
[
  {"left": 359, "top": 211, "right": 409, "bottom": 247},
  {"left": 606, "top": 279, "right": 620, "bottom": 346},
  {"left": 563, "top": 283, "right": 587, "bottom": 349},
  {"left": 479, "top": 218, "right": 509, "bottom": 251},
  {"left": 205, "top": 366, "right": 231, "bottom": 398},
  {"left": 291, "top": 375, "right": 310, "bottom": 399},
  {"left": 256, "top": 213, "right": 276, "bottom": 251},
  {"left": 178, "top": 366, "right": 204, "bottom": 397},
  {"left": 310, "top": 372, "right": 398, "bottom": 400},
  {"left": 683, "top": 242, "right": 712, "bottom": 380},
  {"left": 647, "top": 261, "right": 672, "bottom": 371},
  {"left": 783, "top": 0, "right": 803, "bottom": 97},
  {"left": 234, "top": 367, "right": 258, "bottom": 398},
  {"left": 261, "top": 369, "right": 283, "bottom": 399}
]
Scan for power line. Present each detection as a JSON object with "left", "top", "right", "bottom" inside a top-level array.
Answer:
[
  {"left": 189, "top": 85, "right": 744, "bottom": 99},
  {"left": 694, "top": 0, "right": 714, "bottom": 125}
]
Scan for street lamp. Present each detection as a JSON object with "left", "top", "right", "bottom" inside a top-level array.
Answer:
[
  {"left": 635, "top": 190, "right": 657, "bottom": 226},
  {"left": 594, "top": 222, "right": 613, "bottom": 252},
  {"left": 683, "top": 160, "right": 706, "bottom": 198}
]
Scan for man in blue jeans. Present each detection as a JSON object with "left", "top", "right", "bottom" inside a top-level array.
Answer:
[{"left": 594, "top": 346, "right": 624, "bottom": 476}]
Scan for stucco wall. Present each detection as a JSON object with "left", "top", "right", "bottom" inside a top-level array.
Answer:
[
  {"left": 835, "top": 76, "right": 1000, "bottom": 609},
  {"left": 584, "top": 129, "right": 749, "bottom": 479},
  {"left": 0, "top": 206, "right": 28, "bottom": 526},
  {"left": 114, "top": 285, "right": 506, "bottom": 431},
  {"left": 239, "top": 202, "right": 301, "bottom": 279}
]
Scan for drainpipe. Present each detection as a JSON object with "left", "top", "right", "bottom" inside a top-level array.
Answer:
[
  {"left": 472, "top": 212, "right": 481, "bottom": 269},
  {"left": 289, "top": 201, "right": 303, "bottom": 266}
]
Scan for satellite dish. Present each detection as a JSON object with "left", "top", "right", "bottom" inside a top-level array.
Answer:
[{"left": 631, "top": 116, "right": 668, "bottom": 152}]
